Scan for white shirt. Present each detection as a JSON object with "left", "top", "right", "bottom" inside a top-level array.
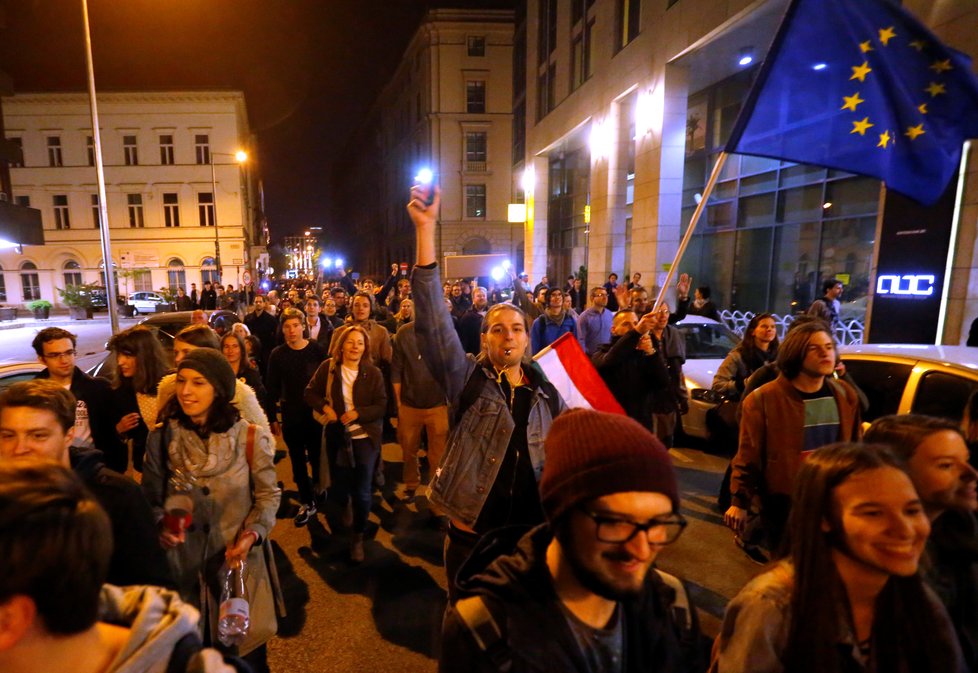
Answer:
[
  {"left": 341, "top": 364, "right": 368, "bottom": 439},
  {"left": 307, "top": 317, "right": 321, "bottom": 341}
]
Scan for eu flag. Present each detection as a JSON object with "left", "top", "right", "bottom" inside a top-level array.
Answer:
[{"left": 725, "top": 0, "right": 978, "bottom": 205}]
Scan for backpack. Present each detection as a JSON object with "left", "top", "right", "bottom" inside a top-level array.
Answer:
[
  {"left": 455, "top": 568, "right": 696, "bottom": 672},
  {"left": 166, "top": 632, "right": 253, "bottom": 673}
]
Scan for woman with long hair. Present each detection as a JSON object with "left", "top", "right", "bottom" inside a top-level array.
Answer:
[
  {"left": 304, "top": 324, "right": 386, "bottom": 563},
  {"left": 107, "top": 325, "right": 170, "bottom": 472},
  {"left": 221, "top": 332, "right": 275, "bottom": 424},
  {"left": 712, "top": 313, "right": 779, "bottom": 399},
  {"left": 389, "top": 297, "right": 413, "bottom": 333},
  {"left": 713, "top": 443, "right": 964, "bottom": 673},
  {"left": 142, "top": 349, "right": 280, "bottom": 671}
]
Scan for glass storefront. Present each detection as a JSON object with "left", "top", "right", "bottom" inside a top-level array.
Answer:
[{"left": 682, "top": 71, "right": 878, "bottom": 316}]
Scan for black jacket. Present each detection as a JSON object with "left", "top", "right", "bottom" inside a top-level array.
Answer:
[
  {"left": 441, "top": 524, "right": 704, "bottom": 673},
  {"left": 37, "top": 367, "right": 127, "bottom": 473},
  {"left": 245, "top": 310, "right": 279, "bottom": 365},
  {"left": 70, "top": 446, "right": 173, "bottom": 588},
  {"left": 456, "top": 308, "right": 486, "bottom": 357},
  {"left": 926, "top": 510, "right": 978, "bottom": 672},
  {"left": 200, "top": 288, "right": 217, "bottom": 310},
  {"left": 591, "top": 330, "right": 671, "bottom": 428}
]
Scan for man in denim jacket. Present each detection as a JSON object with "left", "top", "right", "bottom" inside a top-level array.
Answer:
[{"left": 407, "top": 184, "right": 565, "bottom": 601}]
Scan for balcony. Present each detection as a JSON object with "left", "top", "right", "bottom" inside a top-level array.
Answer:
[{"left": 462, "top": 160, "right": 488, "bottom": 174}]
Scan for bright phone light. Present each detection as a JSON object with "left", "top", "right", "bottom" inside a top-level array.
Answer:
[
  {"left": 502, "top": 260, "right": 511, "bottom": 270},
  {"left": 321, "top": 258, "right": 332, "bottom": 269},
  {"left": 335, "top": 258, "right": 344, "bottom": 269},
  {"left": 491, "top": 266, "right": 505, "bottom": 282},
  {"left": 415, "top": 168, "right": 434, "bottom": 184}
]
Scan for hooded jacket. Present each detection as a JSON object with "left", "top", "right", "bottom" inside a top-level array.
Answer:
[
  {"left": 98, "top": 585, "right": 238, "bottom": 673},
  {"left": 71, "top": 446, "right": 173, "bottom": 588},
  {"left": 441, "top": 524, "right": 704, "bottom": 673}
]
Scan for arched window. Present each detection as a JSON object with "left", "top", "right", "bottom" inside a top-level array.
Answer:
[
  {"left": 20, "top": 261, "right": 40, "bottom": 301},
  {"left": 200, "top": 256, "right": 218, "bottom": 285},
  {"left": 167, "top": 258, "right": 186, "bottom": 293},
  {"left": 63, "top": 260, "right": 83, "bottom": 287},
  {"left": 462, "top": 236, "right": 492, "bottom": 255}
]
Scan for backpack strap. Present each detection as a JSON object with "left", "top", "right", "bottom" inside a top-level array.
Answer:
[
  {"left": 455, "top": 595, "right": 513, "bottom": 672},
  {"left": 245, "top": 423, "right": 257, "bottom": 468},
  {"left": 653, "top": 568, "right": 696, "bottom": 651}
]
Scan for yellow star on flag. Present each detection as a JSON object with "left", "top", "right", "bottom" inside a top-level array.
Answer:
[
  {"left": 904, "top": 124, "right": 925, "bottom": 141},
  {"left": 926, "top": 81, "right": 947, "bottom": 97},
  {"left": 878, "top": 26, "right": 896, "bottom": 46},
  {"left": 850, "top": 62, "right": 873, "bottom": 82},
  {"left": 910, "top": 40, "right": 927, "bottom": 51},
  {"left": 918, "top": 103, "right": 929, "bottom": 114},
  {"left": 851, "top": 117, "right": 874, "bottom": 136},
  {"left": 841, "top": 92, "right": 865, "bottom": 112},
  {"left": 930, "top": 59, "right": 953, "bottom": 73},
  {"left": 859, "top": 41, "right": 874, "bottom": 53},
  {"left": 878, "top": 130, "right": 893, "bottom": 148}
]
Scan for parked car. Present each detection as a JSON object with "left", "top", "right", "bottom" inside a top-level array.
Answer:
[
  {"left": 675, "top": 316, "right": 741, "bottom": 440},
  {"left": 128, "top": 291, "right": 168, "bottom": 314},
  {"left": 90, "top": 310, "right": 242, "bottom": 379},
  {"left": 0, "top": 362, "right": 46, "bottom": 391},
  {"left": 839, "top": 344, "right": 978, "bottom": 424}
]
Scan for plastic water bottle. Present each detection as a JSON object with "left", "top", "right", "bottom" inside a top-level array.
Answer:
[{"left": 217, "top": 559, "right": 250, "bottom": 647}]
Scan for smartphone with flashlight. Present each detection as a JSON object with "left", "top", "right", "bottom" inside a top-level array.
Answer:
[{"left": 415, "top": 168, "right": 436, "bottom": 206}]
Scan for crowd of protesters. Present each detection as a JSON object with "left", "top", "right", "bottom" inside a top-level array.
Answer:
[{"left": 0, "top": 183, "right": 974, "bottom": 673}]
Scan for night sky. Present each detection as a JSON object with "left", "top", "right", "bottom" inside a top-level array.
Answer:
[{"left": 0, "top": 0, "right": 514, "bottom": 252}]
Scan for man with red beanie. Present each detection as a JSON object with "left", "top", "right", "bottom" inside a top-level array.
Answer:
[{"left": 439, "top": 408, "right": 704, "bottom": 673}]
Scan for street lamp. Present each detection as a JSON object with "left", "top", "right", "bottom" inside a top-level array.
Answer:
[{"left": 209, "top": 149, "right": 248, "bottom": 281}]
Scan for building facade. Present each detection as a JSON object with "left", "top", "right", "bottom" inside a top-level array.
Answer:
[
  {"left": 337, "top": 9, "right": 521, "bottom": 277},
  {"left": 1, "top": 90, "right": 266, "bottom": 307},
  {"left": 518, "top": 0, "right": 978, "bottom": 343}
]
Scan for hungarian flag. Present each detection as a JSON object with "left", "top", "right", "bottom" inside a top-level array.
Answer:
[{"left": 534, "top": 333, "right": 625, "bottom": 415}]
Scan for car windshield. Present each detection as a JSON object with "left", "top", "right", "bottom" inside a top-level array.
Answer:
[{"left": 678, "top": 322, "right": 740, "bottom": 359}]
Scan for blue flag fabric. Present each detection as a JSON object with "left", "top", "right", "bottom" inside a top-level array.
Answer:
[{"left": 724, "top": 0, "right": 978, "bottom": 205}]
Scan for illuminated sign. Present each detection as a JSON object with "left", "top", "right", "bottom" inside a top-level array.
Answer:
[{"left": 876, "top": 273, "right": 935, "bottom": 296}]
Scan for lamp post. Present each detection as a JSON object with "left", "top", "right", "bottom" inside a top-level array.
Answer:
[{"left": 209, "top": 149, "right": 248, "bottom": 282}]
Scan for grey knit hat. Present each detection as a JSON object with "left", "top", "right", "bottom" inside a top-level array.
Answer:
[{"left": 177, "top": 348, "right": 236, "bottom": 401}]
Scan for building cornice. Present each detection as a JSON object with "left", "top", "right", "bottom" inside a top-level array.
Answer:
[{"left": 2, "top": 90, "right": 245, "bottom": 107}]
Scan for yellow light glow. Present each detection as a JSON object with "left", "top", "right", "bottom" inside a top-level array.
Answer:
[{"left": 235, "top": 150, "right": 248, "bottom": 163}]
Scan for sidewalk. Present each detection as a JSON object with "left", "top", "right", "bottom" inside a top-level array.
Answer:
[{"left": 0, "top": 310, "right": 142, "bottom": 332}]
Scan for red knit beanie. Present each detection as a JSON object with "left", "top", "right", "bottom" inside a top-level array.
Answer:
[{"left": 540, "top": 409, "right": 679, "bottom": 523}]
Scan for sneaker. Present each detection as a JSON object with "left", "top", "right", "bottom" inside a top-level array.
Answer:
[
  {"left": 401, "top": 489, "right": 416, "bottom": 504},
  {"left": 734, "top": 534, "right": 769, "bottom": 565},
  {"left": 294, "top": 502, "right": 317, "bottom": 527},
  {"left": 350, "top": 533, "right": 365, "bottom": 563}
]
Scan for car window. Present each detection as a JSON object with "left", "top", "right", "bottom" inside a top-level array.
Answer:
[
  {"left": 842, "top": 359, "right": 913, "bottom": 422},
  {"left": 680, "top": 324, "right": 739, "bottom": 359},
  {"left": 911, "top": 370, "right": 978, "bottom": 421},
  {"left": 0, "top": 372, "right": 41, "bottom": 392}
]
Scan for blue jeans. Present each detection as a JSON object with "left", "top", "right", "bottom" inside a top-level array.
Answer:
[{"left": 332, "top": 437, "right": 378, "bottom": 533}]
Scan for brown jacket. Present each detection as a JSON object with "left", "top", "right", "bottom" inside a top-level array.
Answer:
[{"left": 731, "top": 374, "right": 861, "bottom": 508}]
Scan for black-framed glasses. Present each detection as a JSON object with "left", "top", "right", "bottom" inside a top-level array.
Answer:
[
  {"left": 42, "top": 349, "right": 76, "bottom": 360},
  {"left": 581, "top": 509, "right": 687, "bottom": 546}
]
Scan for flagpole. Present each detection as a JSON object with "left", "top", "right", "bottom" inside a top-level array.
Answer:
[
  {"left": 82, "top": 0, "right": 120, "bottom": 335},
  {"left": 654, "top": 151, "right": 729, "bottom": 310}
]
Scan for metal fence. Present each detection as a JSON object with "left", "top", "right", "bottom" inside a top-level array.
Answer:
[{"left": 718, "top": 310, "right": 865, "bottom": 346}]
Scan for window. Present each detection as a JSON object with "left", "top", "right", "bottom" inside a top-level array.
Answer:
[
  {"left": 159, "top": 135, "right": 174, "bottom": 165},
  {"left": 63, "top": 260, "right": 82, "bottom": 287},
  {"left": 91, "top": 194, "right": 100, "bottom": 228},
  {"left": 200, "top": 257, "right": 219, "bottom": 285},
  {"left": 0, "top": 265, "right": 6, "bottom": 301},
  {"left": 571, "top": 0, "right": 596, "bottom": 91},
  {"left": 86, "top": 136, "right": 95, "bottom": 166},
  {"left": 195, "top": 134, "right": 210, "bottom": 165},
  {"left": 912, "top": 371, "right": 978, "bottom": 421},
  {"left": 197, "top": 192, "right": 215, "bottom": 226},
  {"left": 465, "top": 132, "right": 487, "bottom": 166},
  {"left": 465, "top": 184, "right": 486, "bottom": 218},
  {"left": 840, "top": 360, "right": 913, "bottom": 422},
  {"left": 14, "top": 195, "right": 30, "bottom": 207},
  {"left": 167, "top": 258, "right": 186, "bottom": 293},
  {"left": 53, "top": 195, "right": 70, "bottom": 230},
  {"left": 133, "top": 269, "right": 153, "bottom": 292},
  {"left": 616, "top": 0, "right": 641, "bottom": 50},
  {"left": 466, "top": 81, "right": 486, "bottom": 113},
  {"left": 47, "top": 136, "right": 63, "bottom": 167},
  {"left": 467, "top": 36, "right": 486, "bottom": 57},
  {"left": 127, "top": 194, "right": 144, "bottom": 228},
  {"left": 8, "top": 137, "right": 23, "bottom": 167},
  {"left": 163, "top": 193, "right": 180, "bottom": 227},
  {"left": 123, "top": 135, "right": 138, "bottom": 165},
  {"left": 20, "top": 262, "right": 40, "bottom": 301}
]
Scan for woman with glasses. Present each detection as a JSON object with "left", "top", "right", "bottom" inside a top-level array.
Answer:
[
  {"left": 713, "top": 443, "right": 964, "bottom": 673},
  {"left": 107, "top": 325, "right": 170, "bottom": 472}
]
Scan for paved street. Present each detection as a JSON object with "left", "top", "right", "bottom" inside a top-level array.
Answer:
[{"left": 0, "top": 318, "right": 760, "bottom": 672}]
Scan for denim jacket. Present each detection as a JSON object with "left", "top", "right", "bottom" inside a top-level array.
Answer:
[{"left": 413, "top": 264, "right": 564, "bottom": 526}]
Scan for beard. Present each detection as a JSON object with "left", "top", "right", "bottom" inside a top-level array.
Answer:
[{"left": 554, "top": 521, "right": 647, "bottom": 602}]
